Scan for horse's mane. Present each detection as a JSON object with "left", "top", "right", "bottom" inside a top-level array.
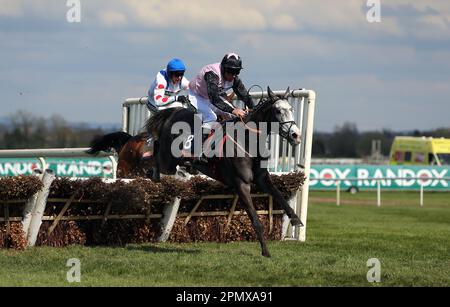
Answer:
[
  {"left": 245, "top": 97, "right": 274, "bottom": 122},
  {"left": 252, "top": 97, "right": 272, "bottom": 113},
  {"left": 145, "top": 108, "right": 180, "bottom": 136}
]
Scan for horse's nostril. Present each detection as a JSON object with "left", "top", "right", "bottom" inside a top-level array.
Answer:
[{"left": 292, "top": 133, "right": 298, "bottom": 139}]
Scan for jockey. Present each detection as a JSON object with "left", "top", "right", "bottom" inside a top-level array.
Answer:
[
  {"left": 189, "top": 52, "right": 255, "bottom": 129},
  {"left": 147, "top": 58, "right": 191, "bottom": 113},
  {"left": 144, "top": 58, "right": 193, "bottom": 173}
]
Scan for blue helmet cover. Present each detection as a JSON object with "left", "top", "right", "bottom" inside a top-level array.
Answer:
[{"left": 167, "top": 58, "right": 186, "bottom": 72}]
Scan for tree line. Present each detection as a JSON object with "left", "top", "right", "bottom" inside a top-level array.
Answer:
[{"left": 0, "top": 111, "right": 116, "bottom": 149}]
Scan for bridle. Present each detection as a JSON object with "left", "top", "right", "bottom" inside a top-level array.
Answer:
[
  {"left": 270, "top": 98, "right": 296, "bottom": 141},
  {"left": 278, "top": 120, "right": 297, "bottom": 140}
]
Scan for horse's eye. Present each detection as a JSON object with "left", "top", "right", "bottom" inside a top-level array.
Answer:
[{"left": 276, "top": 110, "right": 282, "bottom": 114}]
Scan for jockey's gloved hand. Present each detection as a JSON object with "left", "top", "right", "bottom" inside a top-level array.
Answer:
[
  {"left": 232, "top": 108, "right": 247, "bottom": 118},
  {"left": 176, "top": 95, "right": 189, "bottom": 104}
]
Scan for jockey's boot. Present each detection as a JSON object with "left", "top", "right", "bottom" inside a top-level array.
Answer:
[
  {"left": 193, "top": 153, "right": 208, "bottom": 164},
  {"left": 183, "top": 153, "right": 207, "bottom": 168},
  {"left": 191, "top": 122, "right": 217, "bottom": 165}
]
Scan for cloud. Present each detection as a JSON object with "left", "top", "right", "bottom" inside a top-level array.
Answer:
[
  {"left": 381, "top": 1, "right": 450, "bottom": 40},
  {"left": 123, "top": 0, "right": 267, "bottom": 31},
  {"left": 98, "top": 10, "right": 127, "bottom": 27},
  {"left": 0, "top": 0, "right": 23, "bottom": 17},
  {"left": 3, "top": 0, "right": 450, "bottom": 40},
  {"left": 272, "top": 14, "right": 298, "bottom": 31},
  {"left": 414, "top": 14, "right": 450, "bottom": 40}
]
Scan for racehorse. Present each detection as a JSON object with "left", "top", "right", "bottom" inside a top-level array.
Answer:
[{"left": 146, "top": 87, "right": 303, "bottom": 257}]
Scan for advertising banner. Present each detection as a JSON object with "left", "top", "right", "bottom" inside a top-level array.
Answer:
[
  {"left": 309, "top": 164, "right": 450, "bottom": 191},
  {"left": 2, "top": 158, "right": 449, "bottom": 191},
  {"left": 0, "top": 158, "right": 114, "bottom": 178}
]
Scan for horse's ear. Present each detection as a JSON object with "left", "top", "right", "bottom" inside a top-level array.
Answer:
[
  {"left": 284, "top": 87, "right": 291, "bottom": 99},
  {"left": 267, "top": 87, "right": 276, "bottom": 101}
]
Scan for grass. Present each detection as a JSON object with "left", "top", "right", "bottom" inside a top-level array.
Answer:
[{"left": 0, "top": 191, "right": 449, "bottom": 286}]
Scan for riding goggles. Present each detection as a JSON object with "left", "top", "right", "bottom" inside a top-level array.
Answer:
[
  {"left": 224, "top": 68, "right": 241, "bottom": 76},
  {"left": 170, "top": 71, "right": 185, "bottom": 78}
]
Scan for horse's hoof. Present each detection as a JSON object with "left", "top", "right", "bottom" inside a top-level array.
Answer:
[
  {"left": 262, "top": 251, "right": 271, "bottom": 258},
  {"left": 290, "top": 217, "right": 304, "bottom": 227},
  {"left": 189, "top": 169, "right": 199, "bottom": 175}
]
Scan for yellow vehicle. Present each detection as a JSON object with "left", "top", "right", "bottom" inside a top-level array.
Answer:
[{"left": 389, "top": 136, "right": 450, "bottom": 166}]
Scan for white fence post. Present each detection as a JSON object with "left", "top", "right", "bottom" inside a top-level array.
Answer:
[
  {"left": 336, "top": 180, "right": 341, "bottom": 206},
  {"left": 377, "top": 180, "right": 381, "bottom": 207},
  {"left": 108, "top": 155, "right": 118, "bottom": 180},
  {"left": 420, "top": 184, "right": 424, "bottom": 207},
  {"left": 22, "top": 170, "right": 44, "bottom": 237},
  {"left": 158, "top": 197, "right": 181, "bottom": 242},
  {"left": 37, "top": 157, "right": 48, "bottom": 172},
  {"left": 122, "top": 105, "right": 129, "bottom": 133},
  {"left": 27, "top": 170, "right": 55, "bottom": 247},
  {"left": 298, "top": 90, "right": 316, "bottom": 242}
]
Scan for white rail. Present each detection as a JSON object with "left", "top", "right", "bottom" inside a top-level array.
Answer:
[{"left": 318, "top": 177, "right": 450, "bottom": 207}]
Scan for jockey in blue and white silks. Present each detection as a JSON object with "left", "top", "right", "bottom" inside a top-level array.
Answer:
[
  {"left": 189, "top": 53, "right": 254, "bottom": 127},
  {"left": 144, "top": 58, "right": 194, "bottom": 168},
  {"left": 147, "top": 58, "right": 192, "bottom": 112}
]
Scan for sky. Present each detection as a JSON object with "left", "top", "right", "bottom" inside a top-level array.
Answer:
[{"left": 1, "top": 0, "right": 450, "bottom": 132}]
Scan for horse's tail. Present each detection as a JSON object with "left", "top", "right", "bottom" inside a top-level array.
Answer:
[
  {"left": 86, "top": 131, "right": 132, "bottom": 155},
  {"left": 145, "top": 108, "right": 179, "bottom": 137}
]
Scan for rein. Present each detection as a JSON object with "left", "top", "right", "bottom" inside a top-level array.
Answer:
[{"left": 239, "top": 115, "right": 262, "bottom": 134}]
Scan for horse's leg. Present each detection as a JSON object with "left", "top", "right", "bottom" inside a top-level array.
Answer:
[
  {"left": 117, "top": 138, "right": 146, "bottom": 178},
  {"left": 235, "top": 179, "right": 271, "bottom": 258},
  {"left": 254, "top": 168, "right": 303, "bottom": 226},
  {"left": 230, "top": 158, "right": 270, "bottom": 257},
  {"left": 152, "top": 140, "right": 161, "bottom": 181},
  {"left": 144, "top": 165, "right": 160, "bottom": 181},
  {"left": 194, "top": 158, "right": 270, "bottom": 256},
  {"left": 140, "top": 154, "right": 160, "bottom": 181},
  {"left": 128, "top": 144, "right": 143, "bottom": 177},
  {"left": 152, "top": 163, "right": 161, "bottom": 181},
  {"left": 117, "top": 146, "right": 132, "bottom": 178}
]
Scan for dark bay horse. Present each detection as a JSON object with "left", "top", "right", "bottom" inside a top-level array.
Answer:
[{"left": 146, "top": 87, "right": 303, "bottom": 257}]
